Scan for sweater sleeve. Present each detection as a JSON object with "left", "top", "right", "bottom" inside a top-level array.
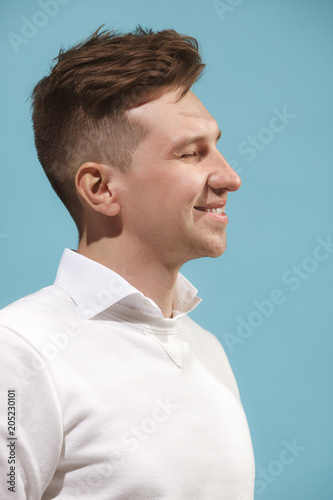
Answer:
[{"left": 0, "top": 325, "right": 63, "bottom": 500}]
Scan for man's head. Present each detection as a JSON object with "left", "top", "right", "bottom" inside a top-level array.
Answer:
[
  {"left": 32, "top": 26, "right": 241, "bottom": 268},
  {"left": 31, "top": 26, "right": 205, "bottom": 236}
]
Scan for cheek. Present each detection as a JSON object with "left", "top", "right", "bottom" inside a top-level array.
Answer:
[{"left": 128, "top": 167, "right": 204, "bottom": 214}]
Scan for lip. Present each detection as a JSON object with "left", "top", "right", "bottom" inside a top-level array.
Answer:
[
  {"left": 193, "top": 200, "right": 228, "bottom": 224},
  {"left": 194, "top": 200, "right": 227, "bottom": 211}
]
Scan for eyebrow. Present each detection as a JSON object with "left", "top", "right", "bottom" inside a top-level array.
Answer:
[{"left": 172, "top": 129, "right": 222, "bottom": 151}]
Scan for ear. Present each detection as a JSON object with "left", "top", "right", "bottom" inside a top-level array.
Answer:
[{"left": 75, "top": 162, "right": 121, "bottom": 217}]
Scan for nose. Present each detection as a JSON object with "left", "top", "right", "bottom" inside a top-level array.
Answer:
[{"left": 207, "top": 152, "right": 241, "bottom": 193}]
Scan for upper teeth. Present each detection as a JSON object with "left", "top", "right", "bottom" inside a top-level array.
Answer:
[{"left": 203, "top": 208, "right": 223, "bottom": 214}]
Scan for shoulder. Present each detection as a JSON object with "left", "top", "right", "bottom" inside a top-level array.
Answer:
[
  {"left": 0, "top": 285, "right": 81, "bottom": 329},
  {"left": 179, "top": 314, "right": 226, "bottom": 353},
  {"left": 179, "top": 314, "right": 241, "bottom": 399},
  {"left": 0, "top": 285, "right": 82, "bottom": 355}
]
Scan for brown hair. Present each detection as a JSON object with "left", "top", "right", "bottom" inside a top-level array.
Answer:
[{"left": 31, "top": 26, "right": 205, "bottom": 234}]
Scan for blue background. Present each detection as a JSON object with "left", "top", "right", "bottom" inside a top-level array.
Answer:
[{"left": 1, "top": 0, "right": 332, "bottom": 498}]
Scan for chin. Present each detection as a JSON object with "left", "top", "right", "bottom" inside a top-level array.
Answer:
[
  {"left": 184, "top": 234, "right": 227, "bottom": 261},
  {"left": 206, "top": 235, "right": 227, "bottom": 258},
  {"left": 207, "top": 245, "right": 226, "bottom": 258},
  {"left": 193, "top": 240, "right": 227, "bottom": 260}
]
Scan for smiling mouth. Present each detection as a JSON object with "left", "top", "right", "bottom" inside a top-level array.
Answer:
[
  {"left": 193, "top": 203, "right": 228, "bottom": 224},
  {"left": 194, "top": 207, "right": 224, "bottom": 214}
]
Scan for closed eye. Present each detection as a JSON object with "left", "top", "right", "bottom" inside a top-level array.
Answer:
[{"left": 181, "top": 152, "right": 198, "bottom": 158}]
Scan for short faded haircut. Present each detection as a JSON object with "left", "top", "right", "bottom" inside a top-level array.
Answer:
[{"left": 31, "top": 26, "right": 205, "bottom": 235}]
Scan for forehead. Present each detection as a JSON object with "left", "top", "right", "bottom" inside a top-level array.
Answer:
[{"left": 127, "top": 88, "right": 218, "bottom": 145}]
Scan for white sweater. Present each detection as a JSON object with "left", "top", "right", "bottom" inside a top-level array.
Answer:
[{"left": 0, "top": 249, "right": 255, "bottom": 499}]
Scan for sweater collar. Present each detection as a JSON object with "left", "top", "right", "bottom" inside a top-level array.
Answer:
[{"left": 54, "top": 248, "right": 201, "bottom": 320}]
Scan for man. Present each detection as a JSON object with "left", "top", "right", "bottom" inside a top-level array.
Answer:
[{"left": 0, "top": 27, "right": 255, "bottom": 499}]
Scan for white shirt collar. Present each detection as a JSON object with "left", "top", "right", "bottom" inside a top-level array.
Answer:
[{"left": 54, "top": 248, "right": 201, "bottom": 320}]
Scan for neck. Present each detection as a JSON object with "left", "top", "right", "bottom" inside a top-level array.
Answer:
[{"left": 77, "top": 236, "right": 181, "bottom": 318}]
